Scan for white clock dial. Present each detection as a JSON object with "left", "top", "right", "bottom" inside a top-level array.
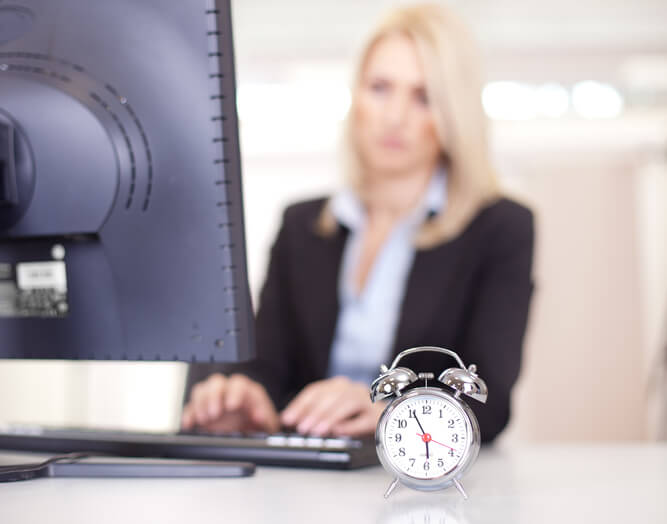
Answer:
[{"left": 381, "top": 392, "right": 470, "bottom": 480}]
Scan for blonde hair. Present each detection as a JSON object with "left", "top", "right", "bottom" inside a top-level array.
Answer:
[{"left": 317, "top": 3, "right": 500, "bottom": 248}]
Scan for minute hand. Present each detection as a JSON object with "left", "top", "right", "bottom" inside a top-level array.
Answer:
[{"left": 413, "top": 414, "right": 429, "bottom": 459}]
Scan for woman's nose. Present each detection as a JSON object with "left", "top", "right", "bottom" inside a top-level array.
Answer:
[{"left": 382, "top": 93, "right": 410, "bottom": 127}]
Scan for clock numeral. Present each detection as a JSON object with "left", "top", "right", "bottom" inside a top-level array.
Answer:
[
  {"left": 398, "top": 447, "right": 406, "bottom": 457},
  {"left": 408, "top": 409, "right": 416, "bottom": 418},
  {"left": 422, "top": 405, "right": 431, "bottom": 415},
  {"left": 423, "top": 461, "right": 430, "bottom": 471},
  {"left": 437, "top": 458, "right": 444, "bottom": 468},
  {"left": 439, "top": 409, "right": 444, "bottom": 418},
  {"left": 448, "top": 419, "right": 455, "bottom": 428},
  {"left": 409, "top": 458, "right": 415, "bottom": 467},
  {"left": 395, "top": 433, "right": 402, "bottom": 443},
  {"left": 396, "top": 419, "right": 407, "bottom": 429},
  {"left": 452, "top": 433, "right": 459, "bottom": 443}
]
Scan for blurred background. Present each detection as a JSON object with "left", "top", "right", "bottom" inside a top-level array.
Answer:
[{"left": 1, "top": 0, "right": 665, "bottom": 443}]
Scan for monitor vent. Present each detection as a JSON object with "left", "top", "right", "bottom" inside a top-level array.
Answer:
[
  {"left": 90, "top": 91, "right": 137, "bottom": 208},
  {"left": 107, "top": 85, "right": 154, "bottom": 211}
]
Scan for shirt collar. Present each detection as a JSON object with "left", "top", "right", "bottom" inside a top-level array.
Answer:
[{"left": 331, "top": 166, "right": 447, "bottom": 231}]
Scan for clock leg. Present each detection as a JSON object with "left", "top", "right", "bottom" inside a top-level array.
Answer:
[
  {"left": 383, "top": 477, "right": 399, "bottom": 499},
  {"left": 453, "top": 479, "right": 468, "bottom": 500}
]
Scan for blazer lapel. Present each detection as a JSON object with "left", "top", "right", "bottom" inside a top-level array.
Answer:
[
  {"left": 298, "top": 227, "right": 348, "bottom": 378},
  {"left": 391, "top": 241, "right": 461, "bottom": 358}
]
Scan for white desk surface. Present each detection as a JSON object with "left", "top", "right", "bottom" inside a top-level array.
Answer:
[{"left": 0, "top": 444, "right": 665, "bottom": 524}]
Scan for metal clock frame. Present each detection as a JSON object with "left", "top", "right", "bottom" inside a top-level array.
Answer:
[{"left": 375, "top": 386, "right": 481, "bottom": 497}]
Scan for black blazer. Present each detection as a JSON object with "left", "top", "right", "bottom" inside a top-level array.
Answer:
[{"left": 186, "top": 196, "right": 535, "bottom": 443}]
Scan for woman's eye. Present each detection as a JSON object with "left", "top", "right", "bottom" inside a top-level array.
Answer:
[
  {"left": 414, "top": 89, "right": 429, "bottom": 106},
  {"left": 369, "top": 80, "right": 389, "bottom": 93}
]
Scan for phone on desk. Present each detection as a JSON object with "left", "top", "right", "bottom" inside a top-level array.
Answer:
[{"left": 0, "top": 453, "right": 254, "bottom": 482}]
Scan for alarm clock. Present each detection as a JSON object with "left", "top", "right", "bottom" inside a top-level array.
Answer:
[{"left": 370, "top": 346, "right": 488, "bottom": 499}]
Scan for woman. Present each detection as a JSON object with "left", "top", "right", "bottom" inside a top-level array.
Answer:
[{"left": 182, "top": 3, "right": 534, "bottom": 443}]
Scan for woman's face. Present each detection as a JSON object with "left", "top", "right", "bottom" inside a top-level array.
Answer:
[{"left": 353, "top": 33, "right": 441, "bottom": 179}]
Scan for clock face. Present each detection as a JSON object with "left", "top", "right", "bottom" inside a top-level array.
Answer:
[{"left": 380, "top": 391, "right": 471, "bottom": 480}]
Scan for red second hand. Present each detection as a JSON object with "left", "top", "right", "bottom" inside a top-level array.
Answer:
[{"left": 416, "top": 433, "right": 456, "bottom": 452}]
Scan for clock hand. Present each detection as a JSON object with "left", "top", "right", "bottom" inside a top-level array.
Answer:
[
  {"left": 413, "top": 413, "right": 426, "bottom": 435},
  {"left": 413, "top": 414, "right": 430, "bottom": 458},
  {"left": 415, "top": 433, "right": 456, "bottom": 452}
]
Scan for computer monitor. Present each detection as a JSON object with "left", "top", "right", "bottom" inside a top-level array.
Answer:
[{"left": 0, "top": 0, "right": 254, "bottom": 363}]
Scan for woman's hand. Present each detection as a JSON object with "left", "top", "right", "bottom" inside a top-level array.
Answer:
[
  {"left": 181, "top": 373, "right": 280, "bottom": 434},
  {"left": 280, "top": 376, "right": 385, "bottom": 437}
]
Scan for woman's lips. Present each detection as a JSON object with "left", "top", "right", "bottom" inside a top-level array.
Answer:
[{"left": 379, "top": 137, "right": 406, "bottom": 149}]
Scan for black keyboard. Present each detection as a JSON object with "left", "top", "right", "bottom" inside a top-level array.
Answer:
[{"left": 0, "top": 424, "right": 378, "bottom": 470}]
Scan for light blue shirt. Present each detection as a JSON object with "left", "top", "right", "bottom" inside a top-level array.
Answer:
[{"left": 326, "top": 169, "right": 447, "bottom": 385}]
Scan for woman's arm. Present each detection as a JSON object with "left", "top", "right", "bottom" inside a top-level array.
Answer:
[{"left": 458, "top": 202, "right": 535, "bottom": 443}]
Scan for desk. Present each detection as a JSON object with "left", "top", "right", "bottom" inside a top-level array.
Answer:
[{"left": 1, "top": 444, "right": 665, "bottom": 523}]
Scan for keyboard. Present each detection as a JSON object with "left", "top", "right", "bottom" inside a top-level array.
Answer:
[{"left": 0, "top": 424, "right": 379, "bottom": 470}]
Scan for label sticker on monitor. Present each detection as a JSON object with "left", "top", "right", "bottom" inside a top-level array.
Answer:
[{"left": 0, "top": 260, "right": 69, "bottom": 318}]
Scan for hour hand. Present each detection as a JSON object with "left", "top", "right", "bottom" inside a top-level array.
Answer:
[{"left": 413, "top": 413, "right": 426, "bottom": 435}]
